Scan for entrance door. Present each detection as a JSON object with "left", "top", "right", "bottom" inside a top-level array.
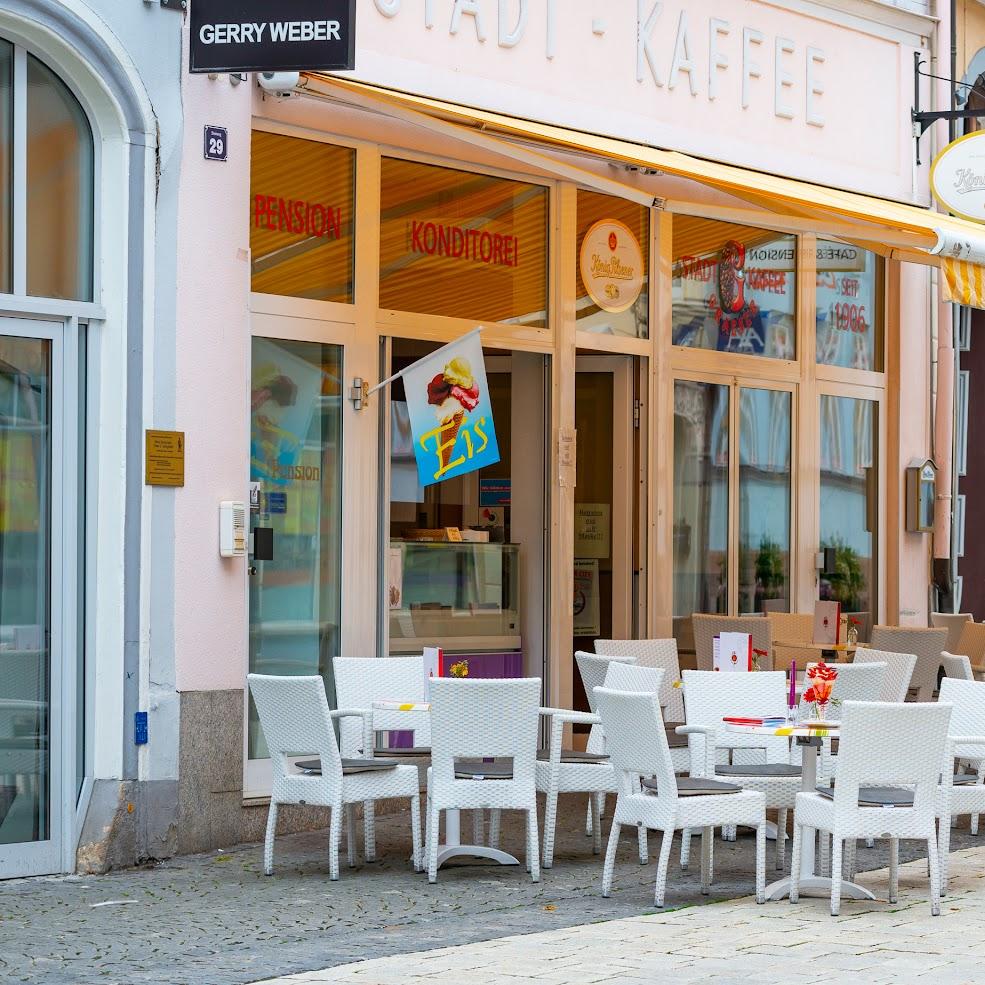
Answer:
[
  {"left": 0, "top": 321, "right": 68, "bottom": 878},
  {"left": 573, "top": 355, "right": 639, "bottom": 708}
]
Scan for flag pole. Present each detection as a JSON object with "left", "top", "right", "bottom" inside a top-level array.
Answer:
[{"left": 349, "top": 326, "right": 484, "bottom": 410}]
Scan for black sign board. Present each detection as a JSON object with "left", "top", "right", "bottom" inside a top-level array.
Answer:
[
  {"left": 189, "top": 0, "right": 355, "bottom": 74},
  {"left": 204, "top": 125, "right": 227, "bottom": 161}
]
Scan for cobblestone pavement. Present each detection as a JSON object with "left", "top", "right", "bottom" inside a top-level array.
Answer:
[
  {"left": 258, "top": 845, "right": 985, "bottom": 985},
  {"left": 0, "top": 800, "right": 979, "bottom": 985}
]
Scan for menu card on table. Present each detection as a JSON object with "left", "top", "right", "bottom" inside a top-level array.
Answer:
[
  {"left": 812, "top": 601, "right": 842, "bottom": 645},
  {"left": 423, "top": 646, "right": 442, "bottom": 698},
  {"left": 713, "top": 632, "right": 752, "bottom": 672}
]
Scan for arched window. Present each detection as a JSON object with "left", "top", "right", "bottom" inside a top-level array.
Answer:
[{"left": 0, "top": 38, "right": 94, "bottom": 301}]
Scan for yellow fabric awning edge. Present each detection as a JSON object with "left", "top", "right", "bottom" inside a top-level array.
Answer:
[{"left": 301, "top": 73, "right": 985, "bottom": 302}]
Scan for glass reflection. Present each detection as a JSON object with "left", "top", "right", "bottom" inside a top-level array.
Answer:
[
  {"left": 0, "top": 41, "right": 12, "bottom": 294},
  {"left": 815, "top": 240, "right": 883, "bottom": 371},
  {"left": 819, "top": 395, "right": 877, "bottom": 641},
  {"left": 738, "top": 388, "right": 791, "bottom": 614},
  {"left": 673, "top": 380, "right": 729, "bottom": 621}
]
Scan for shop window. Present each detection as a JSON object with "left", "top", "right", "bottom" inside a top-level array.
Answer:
[
  {"left": 672, "top": 218, "right": 796, "bottom": 359},
  {"left": 815, "top": 240, "right": 884, "bottom": 372},
  {"left": 250, "top": 131, "right": 354, "bottom": 302},
  {"left": 26, "top": 54, "right": 93, "bottom": 302},
  {"left": 0, "top": 41, "right": 11, "bottom": 294},
  {"left": 576, "top": 190, "right": 649, "bottom": 339},
  {"left": 379, "top": 158, "right": 548, "bottom": 327}
]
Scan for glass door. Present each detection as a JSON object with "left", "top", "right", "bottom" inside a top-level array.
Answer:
[
  {"left": 246, "top": 336, "right": 344, "bottom": 794},
  {"left": 0, "top": 321, "right": 66, "bottom": 878}
]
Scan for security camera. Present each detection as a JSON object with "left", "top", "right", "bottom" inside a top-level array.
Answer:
[{"left": 257, "top": 72, "right": 300, "bottom": 96}]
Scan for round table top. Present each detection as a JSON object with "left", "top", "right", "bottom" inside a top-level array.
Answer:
[{"left": 723, "top": 718, "right": 839, "bottom": 738}]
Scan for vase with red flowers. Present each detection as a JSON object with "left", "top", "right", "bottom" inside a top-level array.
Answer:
[
  {"left": 846, "top": 616, "right": 861, "bottom": 646},
  {"left": 803, "top": 661, "right": 838, "bottom": 720}
]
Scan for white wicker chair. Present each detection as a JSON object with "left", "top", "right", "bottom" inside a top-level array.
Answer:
[
  {"left": 790, "top": 700, "right": 951, "bottom": 916},
  {"left": 594, "top": 639, "right": 686, "bottom": 723},
  {"left": 852, "top": 648, "right": 917, "bottom": 702},
  {"left": 937, "top": 678, "right": 985, "bottom": 889},
  {"left": 692, "top": 614, "right": 774, "bottom": 672},
  {"left": 247, "top": 674, "right": 422, "bottom": 880},
  {"left": 869, "top": 626, "right": 947, "bottom": 701},
  {"left": 425, "top": 678, "right": 541, "bottom": 883},
  {"left": 941, "top": 651, "right": 974, "bottom": 681},
  {"left": 931, "top": 613, "right": 974, "bottom": 653},
  {"left": 595, "top": 685, "right": 767, "bottom": 907},
  {"left": 537, "top": 663, "right": 664, "bottom": 868}
]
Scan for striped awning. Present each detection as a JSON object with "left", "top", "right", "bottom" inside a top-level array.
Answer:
[{"left": 941, "top": 257, "right": 985, "bottom": 309}]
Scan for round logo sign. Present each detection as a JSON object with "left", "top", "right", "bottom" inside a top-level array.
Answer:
[
  {"left": 579, "top": 220, "right": 645, "bottom": 314},
  {"left": 931, "top": 131, "right": 985, "bottom": 222}
]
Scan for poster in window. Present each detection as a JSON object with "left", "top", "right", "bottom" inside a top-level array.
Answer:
[{"left": 573, "top": 560, "right": 601, "bottom": 637}]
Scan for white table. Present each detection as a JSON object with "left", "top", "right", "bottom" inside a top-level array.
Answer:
[
  {"left": 372, "top": 700, "right": 519, "bottom": 869},
  {"left": 724, "top": 720, "right": 876, "bottom": 902}
]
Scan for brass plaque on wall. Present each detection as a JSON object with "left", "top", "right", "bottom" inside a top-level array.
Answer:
[{"left": 145, "top": 430, "right": 185, "bottom": 487}]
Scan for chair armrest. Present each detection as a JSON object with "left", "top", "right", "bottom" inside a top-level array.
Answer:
[
  {"left": 539, "top": 707, "right": 600, "bottom": 727},
  {"left": 330, "top": 708, "right": 373, "bottom": 758},
  {"left": 330, "top": 708, "right": 370, "bottom": 721},
  {"left": 675, "top": 724, "right": 713, "bottom": 736}
]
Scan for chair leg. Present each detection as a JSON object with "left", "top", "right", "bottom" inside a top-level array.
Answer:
[
  {"left": 472, "top": 809, "right": 484, "bottom": 845},
  {"left": 328, "top": 804, "right": 342, "bottom": 881},
  {"left": 845, "top": 838, "right": 858, "bottom": 881},
  {"left": 818, "top": 830, "right": 830, "bottom": 878},
  {"left": 346, "top": 804, "right": 357, "bottom": 868},
  {"left": 527, "top": 808, "right": 540, "bottom": 883},
  {"left": 601, "top": 820, "right": 621, "bottom": 897},
  {"left": 591, "top": 793, "right": 602, "bottom": 855},
  {"left": 722, "top": 823, "right": 736, "bottom": 842},
  {"left": 410, "top": 793, "right": 423, "bottom": 872},
  {"left": 680, "top": 827, "right": 692, "bottom": 870},
  {"left": 789, "top": 821, "right": 803, "bottom": 903},
  {"left": 928, "top": 832, "right": 942, "bottom": 916},
  {"left": 940, "top": 810, "right": 953, "bottom": 895},
  {"left": 830, "top": 838, "right": 843, "bottom": 916},
  {"left": 585, "top": 796, "right": 593, "bottom": 837},
  {"left": 889, "top": 837, "right": 899, "bottom": 903},
  {"left": 700, "top": 826, "right": 713, "bottom": 895},
  {"left": 637, "top": 824, "right": 648, "bottom": 865},
  {"left": 972, "top": 765, "right": 985, "bottom": 835},
  {"left": 654, "top": 829, "right": 674, "bottom": 908},
  {"left": 363, "top": 802, "right": 377, "bottom": 863},
  {"left": 755, "top": 822, "right": 767, "bottom": 903},
  {"left": 542, "top": 787, "right": 559, "bottom": 869},
  {"left": 776, "top": 809, "right": 787, "bottom": 871},
  {"left": 427, "top": 804, "right": 441, "bottom": 884},
  {"left": 263, "top": 801, "right": 278, "bottom": 876},
  {"left": 489, "top": 809, "right": 501, "bottom": 849}
]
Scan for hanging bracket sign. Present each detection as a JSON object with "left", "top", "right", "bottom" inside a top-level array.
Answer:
[{"left": 189, "top": 0, "right": 355, "bottom": 74}]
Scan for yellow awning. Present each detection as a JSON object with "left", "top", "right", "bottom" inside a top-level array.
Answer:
[
  {"left": 303, "top": 73, "right": 985, "bottom": 303},
  {"left": 942, "top": 258, "right": 985, "bottom": 307}
]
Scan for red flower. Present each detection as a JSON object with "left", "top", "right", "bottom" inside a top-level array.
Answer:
[
  {"left": 807, "top": 661, "right": 838, "bottom": 683},
  {"left": 802, "top": 686, "right": 817, "bottom": 704},
  {"left": 849, "top": 616, "right": 861, "bottom": 626}
]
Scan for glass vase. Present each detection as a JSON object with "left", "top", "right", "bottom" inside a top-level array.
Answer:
[{"left": 846, "top": 624, "right": 859, "bottom": 646}]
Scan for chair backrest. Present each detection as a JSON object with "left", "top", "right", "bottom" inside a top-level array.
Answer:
[
  {"left": 247, "top": 674, "right": 343, "bottom": 786},
  {"left": 954, "top": 622, "right": 985, "bottom": 672},
  {"left": 603, "top": 662, "right": 666, "bottom": 703},
  {"left": 833, "top": 701, "right": 951, "bottom": 821},
  {"left": 870, "top": 626, "right": 947, "bottom": 695},
  {"left": 575, "top": 651, "right": 635, "bottom": 714},
  {"left": 595, "top": 639, "right": 683, "bottom": 720},
  {"left": 939, "top": 678, "right": 985, "bottom": 761},
  {"left": 931, "top": 612, "right": 974, "bottom": 652},
  {"left": 429, "top": 678, "right": 540, "bottom": 797},
  {"left": 594, "top": 686, "right": 676, "bottom": 803},
  {"left": 941, "top": 651, "right": 974, "bottom": 681},
  {"left": 691, "top": 614, "right": 774, "bottom": 672},
  {"left": 766, "top": 612, "right": 814, "bottom": 644},
  {"left": 682, "top": 669, "right": 788, "bottom": 725},
  {"left": 805, "top": 661, "right": 886, "bottom": 704},
  {"left": 852, "top": 648, "right": 917, "bottom": 702},
  {"left": 333, "top": 656, "right": 430, "bottom": 755}
]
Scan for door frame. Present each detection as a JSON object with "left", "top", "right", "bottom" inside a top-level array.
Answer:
[{"left": 0, "top": 316, "right": 78, "bottom": 878}]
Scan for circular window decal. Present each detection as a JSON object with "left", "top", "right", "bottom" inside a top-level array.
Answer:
[{"left": 579, "top": 219, "right": 645, "bottom": 314}]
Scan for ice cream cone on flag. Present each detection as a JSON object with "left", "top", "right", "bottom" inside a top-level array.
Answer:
[{"left": 439, "top": 410, "right": 465, "bottom": 470}]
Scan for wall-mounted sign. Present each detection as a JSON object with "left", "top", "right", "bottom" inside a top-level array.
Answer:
[
  {"left": 145, "top": 430, "right": 185, "bottom": 487},
  {"left": 579, "top": 220, "right": 644, "bottom": 313},
  {"left": 574, "top": 503, "right": 611, "bottom": 559},
  {"left": 190, "top": 0, "right": 355, "bottom": 74},
  {"left": 479, "top": 478, "right": 511, "bottom": 507},
  {"left": 204, "top": 125, "right": 227, "bottom": 162},
  {"left": 931, "top": 131, "right": 985, "bottom": 222}
]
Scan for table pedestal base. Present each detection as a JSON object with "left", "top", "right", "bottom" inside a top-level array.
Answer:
[
  {"left": 764, "top": 875, "right": 876, "bottom": 902},
  {"left": 437, "top": 845, "right": 520, "bottom": 867}
]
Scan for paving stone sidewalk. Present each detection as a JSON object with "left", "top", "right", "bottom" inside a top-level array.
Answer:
[
  {"left": 0, "top": 800, "right": 979, "bottom": 985},
  {"left": 258, "top": 846, "right": 985, "bottom": 985}
]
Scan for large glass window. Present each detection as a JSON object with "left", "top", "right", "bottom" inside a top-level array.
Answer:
[
  {"left": 673, "top": 380, "right": 729, "bottom": 622},
  {"left": 248, "top": 338, "right": 343, "bottom": 760},
  {"left": 820, "top": 395, "right": 878, "bottom": 640},
  {"left": 672, "top": 219, "right": 796, "bottom": 358},
  {"left": 0, "top": 41, "right": 11, "bottom": 294},
  {"left": 379, "top": 159, "right": 548, "bottom": 327},
  {"left": 26, "top": 54, "right": 93, "bottom": 302},
  {"left": 815, "top": 240, "right": 884, "bottom": 371},
  {"left": 250, "top": 132, "right": 355, "bottom": 302},
  {"left": 576, "top": 190, "right": 649, "bottom": 339},
  {"left": 738, "top": 388, "right": 791, "bottom": 613}
]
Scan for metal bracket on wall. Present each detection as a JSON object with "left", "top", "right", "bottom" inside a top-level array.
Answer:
[{"left": 146, "top": 0, "right": 187, "bottom": 11}]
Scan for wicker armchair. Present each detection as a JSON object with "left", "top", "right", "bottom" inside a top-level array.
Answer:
[
  {"left": 852, "top": 648, "right": 916, "bottom": 702},
  {"left": 691, "top": 614, "right": 774, "bottom": 672},
  {"left": 931, "top": 613, "right": 974, "bottom": 653},
  {"left": 766, "top": 613, "right": 816, "bottom": 670},
  {"left": 595, "top": 638, "right": 686, "bottom": 723},
  {"left": 869, "top": 626, "right": 947, "bottom": 701},
  {"left": 953, "top": 622, "right": 985, "bottom": 678},
  {"left": 595, "top": 686, "right": 767, "bottom": 907}
]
